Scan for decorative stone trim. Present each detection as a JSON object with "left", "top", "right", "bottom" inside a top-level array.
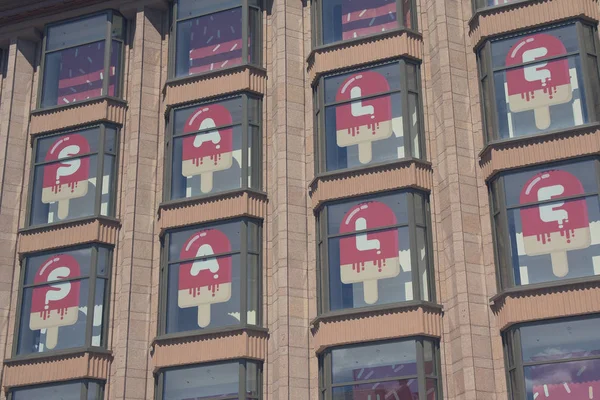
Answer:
[
  {"left": 311, "top": 303, "right": 442, "bottom": 353},
  {"left": 18, "top": 217, "right": 120, "bottom": 255},
  {"left": 307, "top": 30, "right": 423, "bottom": 85},
  {"left": 3, "top": 350, "right": 112, "bottom": 389},
  {"left": 29, "top": 97, "right": 127, "bottom": 136},
  {"left": 309, "top": 160, "right": 432, "bottom": 210},
  {"left": 151, "top": 328, "right": 268, "bottom": 371},
  {"left": 469, "top": 0, "right": 600, "bottom": 48}
]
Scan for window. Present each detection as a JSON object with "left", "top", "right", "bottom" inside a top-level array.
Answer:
[
  {"left": 478, "top": 21, "right": 600, "bottom": 142},
  {"left": 10, "top": 380, "right": 104, "bottom": 400},
  {"left": 312, "top": 0, "right": 416, "bottom": 47},
  {"left": 165, "top": 94, "right": 261, "bottom": 200},
  {"left": 473, "top": 0, "right": 528, "bottom": 11},
  {"left": 319, "top": 339, "right": 441, "bottom": 400},
  {"left": 15, "top": 246, "right": 111, "bottom": 356},
  {"left": 490, "top": 159, "right": 600, "bottom": 289},
  {"left": 27, "top": 125, "right": 119, "bottom": 227},
  {"left": 171, "top": 0, "right": 262, "bottom": 78},
  {"left": 160, "top": 219, "right": 261, "bottom": 335},
  {"left": 504, "top": 315, "right": 600, "bottom": 400},
  {"left": 314, "top": 61, "right": 424, "bottom": 173},
  {"left": 157, "top": 360, "right": 261, "bottom": 400},
  {"left": 40, "top": 12, "right": 125, "bottom": 109},
  {"left": 317, "top": 191, "right": 434, "bottom": 313}
]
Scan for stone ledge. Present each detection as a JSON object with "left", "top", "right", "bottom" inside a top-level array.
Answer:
[{"left": 469, "top": 0, "right": 599, "bottom": 48}]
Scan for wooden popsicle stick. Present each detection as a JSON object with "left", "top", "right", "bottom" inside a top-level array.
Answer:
[
  {"left": 46, "top": 327, "right": 59, "bottom": 350},
  {"left": 197, "top": 304, "right": 211, "bottom": 328},
  {"left": 200, "top": 172, "right": 214, "bottom": 193},
  {"left": 550, "top": 251, "right": 569, "bottom": 278},
  {"left": 357, "top": 142, "right": 373, "bottom": 164},
  {"left": 363, "top": 280, "right": 379, "bottom": 305},
  {"left": 533, "top": 106, "right": 551, "bottom": 130},
  {"left": 57, "top": 199, "right": 70, "bottom": 219}
]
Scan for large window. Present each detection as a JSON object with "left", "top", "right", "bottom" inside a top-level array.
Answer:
[
  {"left": 40, "top": 11, "right": 125, "bottom": 109},
  {"left": 312, "top": 0, "right": 416, "bottom": 47},
  {"left": 15, "top": 245, "right": 111, "bottom": 356},
  {"left": 27, "top": 125, "right": 119, "bottom": 227},
  {"left": 160, "top": 219, "right": 261, "bottom": 335},
  {"left": 319, "top": 338, "right": 440, "bottom": 400},
  {"left": 317, "top": 191, "right": 434, "bottom": 313},
  {"left": 9, "top": 380, "right": 104, "bottom": 400},
  {"left": 504, "top": 315, "right": 600, "bottom": 400},
  {"left": 165, "top": 94, "right": 261, "bottom": 200},
  {"left": 171, "top": 0, "right": 262, "bottom": 78},
  {"left": 478, "top": 21, "right": 600, "bottom": 142},
  {"left": 490, "top": 158, "right": 600, "bottom": 289},
  {"left": 314, "top": 61, "right": 424, "bottom": 174},
  {"left": 157, "top": 360, "right": 261, "bottom": 400}
]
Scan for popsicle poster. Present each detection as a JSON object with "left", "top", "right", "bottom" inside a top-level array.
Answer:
[
  {"left": 181, "top": 104, "right": 234, "bottom": 194},
  {"left": 29, "top": 254, "right": 81, "bottom": 350},
  {"left": 339, "top": 201, "right": 401, "bottom": 304},
  {"left": 178, "top": 229, "right": 233, "bottom": 328},
  {"left": 341, "top": 0, "right": 397, "bottom": 40},
  {"left": 335, "top": 71, "right": 394, "bottom": 165},
  {"left": 41, "top": 134, "right": 91, "bottom": 220}
]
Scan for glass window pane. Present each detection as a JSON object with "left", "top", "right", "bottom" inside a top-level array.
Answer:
[
  {"left": 426, "top": 379, "right": 438, "bottom": 400},
  {"left": 110, "top": 40, "right": 123, "bottom": 98},
  {"left": 104, "top": 127, "right": 117, "bottom": 153},
  {"left": 246, "top": 361, "right": 260, "bottom": 397},
  {"left": 92, "top": 278, "right": 107, "bottom": 347},
  {"left": 35, "top": 127, "right": 101, "bottom": 164},
  {"left": 416, "top": 227, "right": 430, "bottom": 301},
  {"left": 174, "top": 97, "right": 244, "bottom": 132},
  {"left": 168, "top": 221, "right": 242, "bottom": 261},
  {"left": 324, "top": 63, "right": 401, "bottom": 103},
  {"left": 100, "top": 154, "right": 116, "bottom": 216},
  {"left": 177, "top": 0, "right": 241, "bottom": 19},
  {"left": 321, "top": 0, "right": 398, "bottom": 45},
  {"left": 587, "top": 55, "right": 600, "bottom": 120},
  {"left": 175, "top": 8, "right": 243, "bottom": 77},
  {"left": 24, "top": 247, "right": 92, "bottom": 285},
  {"left": 12, "top": 381, "right": 89, "bottom": 400},
  {"left": 46, "top": 14, "right": 108, "bottom": 51},
  {"left": 525, "top": 358, "right": 600, "bottom": 399},
  {"left": 249, "top": 124, "right": 261, "bottom": 190},
  {"left": 408, "top": 92, "right": 420, "bottom": 158},
  {"left": 163, "top": 362, "right": 240, "bottom": 399},
  {"left": 424, "top": 340, "right": 436, "bottom": 375},
  {"left": 249, "top": 7, "right": 261, "bottom": 66},
  {"left": 112, "top": 14, "right": 125, "bottom": 40},
  {"left": 247, "top": 253, "right": 260, "bottom": 325},
  {"left": 332, "top": 379, "right": 419, "bottom": 399}
]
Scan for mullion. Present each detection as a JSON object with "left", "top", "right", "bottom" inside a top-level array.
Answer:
[
  {"left": 331, "top": 374, "right": 420, "bottom": 388},
  {"left": 240, "top": 222, "right": 248, "bottom": 325},
  {"left": 173, "top": 123, "right": 243, "bottom": 138},
  {"left": 242, "top": 94, "right": 249, "bottom": 188},
  {"left": 22, "top": 275, "right": 90, "bottom": 289},
  {"left": 176, "top": 5, "right": 242, "bottom": 23},
  {"left": 85, "top": 246, "right": 99, "bottom": 348},
  {"left": 505, "top": 192, "right": 598, "bottom": 210},
  {"left": 326, "top": 222, "right": 409, "bottom": 240},
  {"left": 492, "top": 52, "right": 579, "bottom": 74},
  {"left": 324, "top": 88, "right": 401, "bottom": 108},
  {"left": 94, "top": 125, "right": 107, "bottom": 216},
  {"left": 43, "top": 39, "right": 106, "bottom": 56},
  {"left": 102, "top": 16, "right": 112, "bottom": 97},
  {"left": 33, "top": 150, "right": 100, "bottom": 167},
  {"left": 168, "top": 250, "right": 242, "bottom": 265}
]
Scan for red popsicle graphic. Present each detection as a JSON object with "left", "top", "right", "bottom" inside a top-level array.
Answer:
[
  {"left": 520, "top": 169, "right": 591, "bottom": 277},
  {"left": 506, "top": 33, "right": 573, "bottom": 130},
  {"left": 42, "top": 134, "right": 90, "bottom": 220},
  {"left": 341, "top": 0, "right": 397, "bottom": 41},
  {"left": 29, "top": 254, "right": 81, "bottom": 350},
  {"left": 336, "top": 71, "right": 393, "bottom": 164},
  {"left": 182, "top": 104, "right": 234, "bottom": 194},
  {"left": 533, "top": 381, "right": 600, "bottom": 400},
  {"left": 178, "top": 229, "right": 232, "bottom": 328},
  {"left": 339, "top": 201, "right": 400, "bottom": 304}
]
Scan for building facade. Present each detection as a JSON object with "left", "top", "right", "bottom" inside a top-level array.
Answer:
[{"left": 0, "top": 0, "right": 598, "bottom": 399}]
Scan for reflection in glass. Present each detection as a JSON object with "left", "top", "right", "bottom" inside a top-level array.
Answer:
[{"left": 12, "top": 381, "right": 103, "bottom": 400}]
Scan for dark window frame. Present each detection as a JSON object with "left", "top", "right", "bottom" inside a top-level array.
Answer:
[
  {"left": 25, "top": 123, "right": 120, "bottom": 228},
  {"left": 313, "top": 59, "right": 426, "bottom": 175},
  {"left": 318, "top": 337, "right": 442, "bottom": 400},
  {"left": 12, "top": 244, "right": 113, "bottom": 358},
  {"left": 168, "top": 0, "right": 263, "bottom": 80},
  {"left": 158, "top": 217, "right": 263, "bottom": 337},
  {"left": 477, "top": 19, "right": 600, "bottom": 144},
  {"left": 489, "top": 156, "right": 600, "bottom": 291},
  {"left": 8, "top": 379, "right": 105, "bottom": 400},
  {"left": 37, "top": 10, "right": 126, "bottom": 110},
  {"left": 316, "top": 189, "right": 436, "bottom": 315},
  {"left": 310, "top": 0, "right": 418, "bottom": 48},
  {"left": 155, "top": 358, "right": 262, "bottom": 400},
  {"left": 163, "top": 92, "right": 263, "bottom": 203}
]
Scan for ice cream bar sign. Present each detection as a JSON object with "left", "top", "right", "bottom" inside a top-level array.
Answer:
[
  {"left": 41, "top": 134, "right": 90, "bottom": 220},
  {"left": 339, "top": 201, "right": 401, "bottom": 304},
  {"left": 182, "top": 104, "right": 234, "bottom": 194},
  {"left": 520, "top": 169, "right": 591, "bottom": 278},
  {"left": 506, "top": 33, "right": 573, "bottom": 130},
  {"left": 335, "top": 71, "right": 393, "bottom": 165},
  {"left": 29, "top": 254, "right": 81, "bottom": 350},
  {"left": 178, "top": 229, "right": 233, "bottom": 328}
]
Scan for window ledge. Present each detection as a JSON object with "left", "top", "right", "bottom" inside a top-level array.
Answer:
[
  {"left": 29, "top": 96, "right": 127, "bottom": 136},
  {"left": 309, "top": 159, "right": 432, "bottom": 210},
  {"left": 18, "top": 216, "right": 121, "bottom": 255},
  {"left": 151, "top": 326, "right": 268, "bottom": 371},
  {"left": 311, "top": 301, "right": 443, "bottom": 353},
  {"left": 307, "top": 29, "right": 423, "bottom": 85},
  {"left": 3, "top": 348, "right": 113, "bottom": 389},
  {"left": 469, "top": 0, "right": 600, "bottom": 49},
  {"left": 164, "top": 65, "right": 267, "bottom": 108},
  {"left": 158, "top": 189, "right": 268, "bottom": 233},
  {"left": 490, "top": 276, "right": 600, "bottom": 330},
  {"left": 479, "top": 122, "right": 600, "bottom": 181}
]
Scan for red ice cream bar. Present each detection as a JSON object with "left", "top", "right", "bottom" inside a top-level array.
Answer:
[
  {"left": 532, "top": 381, "right": 600, "bottom": 400},
  {"left": 341, "top": 0, "right": 398, "bottom": 40},
  {"left": 182, "top": 104, "right": 234, "bottom": 167},
  {"left": 42, "top": 134, "right": 91, "bottom": 192},
  {"left": 31, "top": 254, "right": 81, "bottom": 318}
]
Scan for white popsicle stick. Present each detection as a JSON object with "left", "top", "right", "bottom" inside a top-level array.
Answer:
[
  {"left": 550, "top": 251, "right": 569, "bottom": 278},
  {"left": 46, "top": 326, "right": 59, "bottom": 349},
  {"left": 201, "top": 172, "right": 214, "bottom": 193},
  {"left": 198, "top": 304, "right": 211, "bottom": 328},
  {"left": 57, "top": 199, "right": 70, "bottom": 219},
  {"left": 357, "top": 142, "right": 373, "bottom": 164},
  {"left": 363, "top": 280, "right": 379, "bottom": 304}
]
